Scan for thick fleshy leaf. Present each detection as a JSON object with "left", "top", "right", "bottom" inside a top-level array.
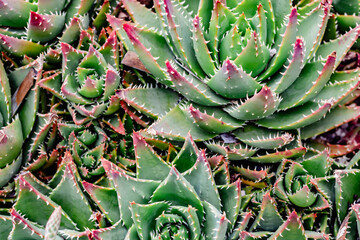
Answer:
[
  {"left": 334, "top": 169, "right": 360, "bottom": 223},
  {"left": 257, "top": 101, "right": 332, "bottom": 130},
  {"left": 259, "top": 7, "right": 298, "bottom": 80},
  {"left": 105, "top": 164, "right": 160, "bottom": 228},
  {"left": 0, "top": 34, "right": 48, "bottom": 57},
  {"left": 268, "top": 211, "right": 306, "bottom": 240},
  {"left": 0, "top": 117, "right": 23, "bottom": 168},
  {"left": 224, "top": 86, "right": 280, "bottom": 120},
  {"left": 147, "top": 105, "right": 216, "bottom": 141},
  {"left": 315, "top": 25, "right": 360, "bottom": 68},
  {"left": 297, "top": 2, "right": 330, "bottom": 62},
  {"left": 183, "top": 150, "right": 222, "bottom": 210},
  {"left": 192, "top": 15, "right": 216, "bottom": 76},
  {"left": 122, "top": 0, "right": 161, "bottom": 32},
  {"left": 131, "top": 202, "right": 169, "bottom": 240},
  {"left": 27, "top": 12, "right": 65, "bottom": 43},
  {"left": 117, "top": 87, "right": 179, "bottom": 119},
  {"left": 49, "top": 163, "right": 95, "bottom": 230},
  {"left": 14, "top": 176, "right": 77, "bottom": 230},
  {"left": 234, "top": 31, "right": 270, "bottom": 76},
  {"left": 202, "top": 201, "right": 228, "bottom": 240},
  {"left": 205, "top": 142, "right": 257, "bottom": 161},
  {"left": 133, "top": 132, "right": 170, "bottom": 181},
  {"left": 162, "top": 0, "right": 205, "bottom": 77},
  {"left": 0, "top": 60, "right": 11, "bottom": 124},
  {"left": 218, "top": 179, "right": 241, "bottom": 228},
  {"left": 188, "top": 104, "right": 244, "bottom": 134},
  {"left": 206, "top": 59, "right": 262, "bottom": 99},
  {"left": 122, "top": 23, "right": 174, "bottom": 85},
  {"left": 83, "top": 181, "right": 120, "bottom": 224},
  {"left": 172, "top": 133, "right": 199, "bottom": 173},
  {"left": 250, "top": 192, "right": 284, "bottom": 231},
  {"left": 151, "top": 167, "right": 204, "bottom": 220},
  {"left": 234, "top": 124, "right": 294, "bottom": 149},
  {"left": 300, "top": 105, "right": 360, "bottom": 139},
  {"left": 165, "top": 61, "right": 228, "bottom": 106},
  {"left": 279, "top": 53, "right": 336, "bottom": 110}
]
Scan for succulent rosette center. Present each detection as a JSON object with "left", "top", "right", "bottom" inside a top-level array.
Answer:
[
  {"left": 274, "top": 159, "right": 330, "bottom": 210},
  {"left": 153, "top": 209, "right": 191, "bottom": 238},
  {"left": 38, "top": 31, "right": 121, "bottom": 123}
]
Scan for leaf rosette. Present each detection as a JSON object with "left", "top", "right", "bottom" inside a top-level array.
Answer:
[
  {"left": 101, "top": 133, "right": 241, "bottom": 239},
  {"left": 274, "top": 156, "right": 331, "bottom": 211},
  {"left": 112, "top": 0, "right": 360, "bottom": 161},
  {"left": 0, "top": 0, "right": 113, "bottom": 58},
  {"left": 38, "top": 31, "right": 121, "bottom": 123}
]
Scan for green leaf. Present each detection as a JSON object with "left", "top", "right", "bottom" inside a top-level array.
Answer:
[
  {"left": 301, "top": 151, "right": 329, "bottom": 177},
  {"left": 147, "top": 105, "right": 217, "bottom": 141},
  {"left": 259, "top": 7, "right": 298, "bottom": 80},
  {"left": 224, "top": 86, "right": 280, "bottom": 120},
  {"left": 14, "top": 176, "right": 77, "bottom": 230},
  {"left": 192, "top": 15, "right": 216, "bottom": 76},
  {"left": 122, "top": 23, "right": 174, "bottom": 85},
  {"left": 268, "top": 212, "right": 306, "bottom": 240},
  {"left": 49, "top": 163, "right": 95, "bottom": 230},
  {"left": 279, "top": 53, "right": 336, "bottom": 110},
  {"left": 131, "top": 202, "right": 170, "bottom": 240},
  {"left": 106, "top": 163, "right": 160, "bottom": 228},
  {"left": 117, "top": 87, "right": 180, "bottom": 119},
  {"left": 300, "top": 105, "right": 360, "bottom": 139},
  {"left": 27, "top": 12, "right": 65, "bottom": 43},
  {"left": 234, "top": 31, "right": 270, "bottom": 76},
  {"left": 122, "top": 0, "right": 161, "bottom": 32},
  {"left": 133, "top": 132, "right": 171, "bottom": 181},
  {"left": 257, "top": 101, "right": 332, "bottom": 130},
  {"left": 250, "top": 192, "right": 284, "bottom": 231},
  {"left": 162, "top": 0, "right": 205, "bottom": 77},
  {"left": 288, "top": 185, "right": 317, "bottom": 207},
  {"left": 202, "top": 201, "right": 228, "bottom": 240},
  {"left": 334, "top": 169, "right": 360, "bottom": 223},
  {"left": 0, "top": 60, "right": 11, "bottom": 124},
  {"left": 218, "top": 180, "right": 241, "bottom": 228},
  {"left": 183, "top": 150, "right": 222, "bottom": 210},
  {"left": 267, "top": 38, "right": 305, "bottom": 94},
  {"left": 83, "top": 181, "right": 120, "bottom": 224},
  {"left": 151, "top": 168, "right": 204, "bottom": 221},
  {"left": 314, "top": 26, "right": 360, "bottom": 68},
  {"left": 172, "top": 133, "right": 199, "bottom": 173},
  {"left": 0, "top": 34, "right": 48, "bottom": 58},
  {"left": 207, "top": 59, "right": 262, "bottom": 99},
  {"left": 188, "top": 104, "right": 244, "bottom": 134},
  {"left": 297, "top": 3, "right": 330, "bottom": 62},
  {"left": 208, "top": 1, "right": 237, "bottom": 63},
  {"left": 165, "top": 61, "right": 229, "bottom": 106},
  {"left": 0, "top": 117, "right": 23, "bottom": 169},
  {"left": 234, "top": 124, "right": 294, "bottom": 149}
]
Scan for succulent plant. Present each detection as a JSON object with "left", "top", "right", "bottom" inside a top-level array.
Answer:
[
  {"left": 0, "top": 57, "right": 43, "bottom": 190},
  {"left": 110, "top": 0, "right": 360, "bottom": 162},
  {"left": 38, "top": 30, "right": 121, "bottom": 123},
  {"left": 273, "top": 152, "right": 332, "bottom": 209},
  {"left": 0, "top": 0, "right": 116, "bottom": 59},
  {"left": 2, "top": 131, "right": 360, "bottom": 239}
]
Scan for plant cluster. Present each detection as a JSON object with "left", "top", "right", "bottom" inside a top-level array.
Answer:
[{"left": 0, "top": 0, "right": 360, "bottom": 239}]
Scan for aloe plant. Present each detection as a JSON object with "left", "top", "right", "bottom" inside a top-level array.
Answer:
[
  {"left": 0, "top": 132, "right": 340, "bottom": 239},
  {"left": 0, "top": 57, "right": 43, "bottom": 190},
  {"left": 111, "top": 0, "right": 360, "bottom": 162},
  {"left": 37, "top": 30, "right": 121, "bottom": 123},
  {"left": 0, "top": 0, "right": 116, "bottom": 59}
]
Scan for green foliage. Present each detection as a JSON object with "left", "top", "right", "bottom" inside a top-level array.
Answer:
[{"left": 114, "top": 0, "right": 360, "bottom": 161}]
